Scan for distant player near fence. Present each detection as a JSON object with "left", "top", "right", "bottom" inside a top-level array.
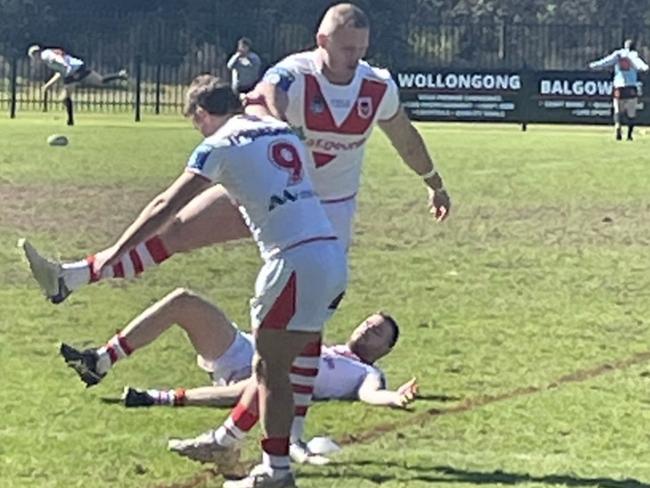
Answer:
[
  {"left": 589, "top": 39, "right": 649, "bottom": 141},
  {"left": 28, "top": 44, "right": 128, "bottom": 126}
]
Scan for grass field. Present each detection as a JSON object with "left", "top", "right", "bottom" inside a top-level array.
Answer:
[{"left": 3, "top": 112, "right": 650, "bottom": 487}]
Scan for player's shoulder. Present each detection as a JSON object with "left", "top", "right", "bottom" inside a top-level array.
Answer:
[
  {"left": 358, "top": 60, "right": 395, "bottom": 84},
  {"left": 207, "top": 115, "right": 292, "bottom": 143}
]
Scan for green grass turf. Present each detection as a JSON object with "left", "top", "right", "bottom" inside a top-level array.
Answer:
[{"left": 2, "top": 112, "right": 650, "bottom": 487}]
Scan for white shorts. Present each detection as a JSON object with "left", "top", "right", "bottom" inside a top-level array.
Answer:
[
  {"left": 321, "top": 196, "right": 357, "bottom": 252},
  {"left": 196, "top": 329, "right": 255, "bottom": 386},
  {"left": 251, "top": 239, "right": 348, "bottom": 333}
]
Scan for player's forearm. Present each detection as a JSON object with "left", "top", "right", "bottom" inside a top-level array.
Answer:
[
  {"left": 112, "top": 194, "right": 180, "bottom": 256},
  {"left": 589, "top": 54, "right": 617, "bottom": 69},
  {"left": 395, "top": 124, "right": 445, "bottom": 190},
  {"left": 258, "top": 82, "right": 289, "bottom": 121},
  {"left": 226, "top": 54, "right": 240, "bottom": 70},
  {"left": 358, "top": 388, "right": 400, "bottom": 407},
  {"left": 184, "top": 380, "right": 251, "bottom": 407},
  {"left": 43, "top": 73, "right": 61, "bottom": 90}
]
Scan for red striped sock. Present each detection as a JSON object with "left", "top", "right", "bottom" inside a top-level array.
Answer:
[
  {"left": 88, "top": 236, "right": 170, "bottom": 283},
  {"left": 290, "top": 338, "right": 321, "bottom": 442},
  {"left": 214, "top": 393, "right": 259, "bottom": 447},
  {"left": 102, "top": 333, "right": 133, "bottom": 365},
  {"left": 262, "top": 437, "right": 291, "bottom": 474}
]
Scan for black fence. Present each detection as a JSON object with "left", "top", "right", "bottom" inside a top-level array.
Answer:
[{"left": 1, "top": 15, "right": 648, "bottom": 119}]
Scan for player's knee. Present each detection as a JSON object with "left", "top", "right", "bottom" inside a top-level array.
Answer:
[
  {"left": 252, "top": 355, "right": 268, "bottom": 384},
  {"left": 162, "top": 216, "right": 187, "bottom": 252},
  {"left": 165, "top": 287, "right": 198, "bottom": 310}
]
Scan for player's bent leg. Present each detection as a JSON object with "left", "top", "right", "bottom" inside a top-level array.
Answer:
[
  {"left": 78, "top": 71, "right": 104, "bottom": 88},
  {"left": 23, "top": 234, "right": 172, "bottom": 304},
  {"left": 60, "top": 288, "right": 221, "bottom": 387},
  {"left": 23, "top": 187, "right": 248, "bottom": 303},
  {"left": 138, "top": 287, "right": 239, "bottom": 360},
  {"left": 160, "top": 184, "right": 249, "bottom": 254},
  {"left": 100, "top": 69, "right": 128, "bottom": 84},
  {"left": 61, "top": 235, "right": 171, "bottom": 300}
]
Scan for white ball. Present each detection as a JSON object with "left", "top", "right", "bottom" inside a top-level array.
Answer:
[{"left": 47, "top": 134, "right": 69, "bottom": 146}]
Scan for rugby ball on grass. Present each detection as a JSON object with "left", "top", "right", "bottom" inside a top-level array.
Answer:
[{"left": 47, "top": 134, "right": 68, "bottom": 146}]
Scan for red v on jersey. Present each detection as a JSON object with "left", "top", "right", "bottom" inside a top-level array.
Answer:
[
  {"left": 312, "top": 152, "right": 336, "bottom": 168},
  {"left": 303, "top": 74, "right": 388, "bottom": 135}
]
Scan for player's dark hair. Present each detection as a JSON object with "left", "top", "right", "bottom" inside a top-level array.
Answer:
[
  {"left": 625, "top": 39, "right": 636, "bottom": 51},
  {"left": 183, "top": 74, "right": 242, "bottom": 117},
  {"left": 238, "top": 37, "right": 252, "bottom": 48},
  {"left": 378, "top": 311, "right": 400, "bottom": 348}
]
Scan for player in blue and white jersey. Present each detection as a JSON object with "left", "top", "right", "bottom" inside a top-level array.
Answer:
[
  {"left": 28, "top": 44, "right": 128, "bottom": 126},
  {"left": 590, "top": 39, "right": 649, "bottom": 140}
]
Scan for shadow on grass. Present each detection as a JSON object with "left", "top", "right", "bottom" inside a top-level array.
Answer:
[{"left": 302, "top": 461, "right": 650, "bottom": 488}]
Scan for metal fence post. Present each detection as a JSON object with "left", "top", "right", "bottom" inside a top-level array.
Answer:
[
  {"left": 155, "top": 62, "right": 161, "bottom": 115},
  {"left": 10, "top": 56, "right": 17, "bottom": 118},
  {"left": 499, "top": 20, "right": 507, "bottom": 66},
  {"left": 135, "top": 55, "right": 142, "bottom": 122},
  {"left": 155, "top": 20, "right": 163, "bottom": 115}
]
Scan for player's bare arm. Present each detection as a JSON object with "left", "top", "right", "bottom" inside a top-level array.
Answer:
[
  {"left": 248, "top": 80, "right": 289, "bottom": 121},
  {"left": 94, "top": 172, "right": 211, "bottom": 274},
  {"left": 357, "top": 373, "right": 418, "bottom": 409},
  {"left": 378, "top": 107, "right": 451, "bottom": 221},
  {"left": 43, "top": 72, "right": 61, "bottom": 91}
]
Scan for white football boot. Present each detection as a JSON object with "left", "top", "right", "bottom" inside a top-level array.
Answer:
[
  {"left": 289, "top": 440, "right": 330, "bottom": 465},
  {"left": 168, "top": 429, "right": 242, "bottom": 474},
  {"left": 19, "top": 238, "right": 70, "bottom": 303}
]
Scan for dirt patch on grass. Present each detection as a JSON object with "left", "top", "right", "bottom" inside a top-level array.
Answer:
[{"left": 0, "top": 182, "right": 157, "bottom": 240}]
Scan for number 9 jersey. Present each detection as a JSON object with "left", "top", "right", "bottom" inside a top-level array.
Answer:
[{"left": 185, "top": 114, "right": 336, "bottom": 261}]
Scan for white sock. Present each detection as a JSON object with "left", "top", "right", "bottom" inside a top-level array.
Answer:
[
  {"left": 94, "top": 349, "right": 112, "bottom": 375},
  {"left": 214, "top": 418, "right": 246, "bottom": 447},
  {"left": 147, "top": 389, "right": 175, "bottom": 406},
  {"left": 95, "top": 334, "right": 131, "bottom": 374}
]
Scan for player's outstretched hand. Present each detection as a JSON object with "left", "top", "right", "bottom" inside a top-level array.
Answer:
[
  {"left": 394, "top": 377, "right": 419, "bottom": 408},
  {"left": 428, "top": 187, "right": 451, "bottom": 222}
]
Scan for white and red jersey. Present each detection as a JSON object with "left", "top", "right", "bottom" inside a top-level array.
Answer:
[
  {"left": 264, "top": 50, "right": 400, "bottom": 200},
  {"left": 186, "top": 114, "right": 335, "bottom": 261},
  {"left": 313, "top": 345, "right": 386, "bottom": 400},
  {"left": 40, "top": 48, "right": 84, "bottom": 77}
]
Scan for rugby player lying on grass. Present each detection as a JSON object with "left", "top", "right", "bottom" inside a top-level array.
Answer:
[{"left": 59, "top": 288, "right": 418, "bottom": 462}]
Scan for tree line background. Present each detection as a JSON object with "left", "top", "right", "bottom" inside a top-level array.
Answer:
[
  {"left": 2, "top": 0, "right": 648, "bottom": 71},
  {"left": 2, "top": 0, "right": 649, "bottom": 115}
]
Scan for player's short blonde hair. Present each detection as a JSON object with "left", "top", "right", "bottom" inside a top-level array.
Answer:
[
  {"left": 27, "top": 44, "right": 41, "bottom": 59},
  {"left": 317, "top": 3, "right": 370, "bottom": 36},
  {"left": 183, "top": 74, "right": 242, "bottom": 117}
]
